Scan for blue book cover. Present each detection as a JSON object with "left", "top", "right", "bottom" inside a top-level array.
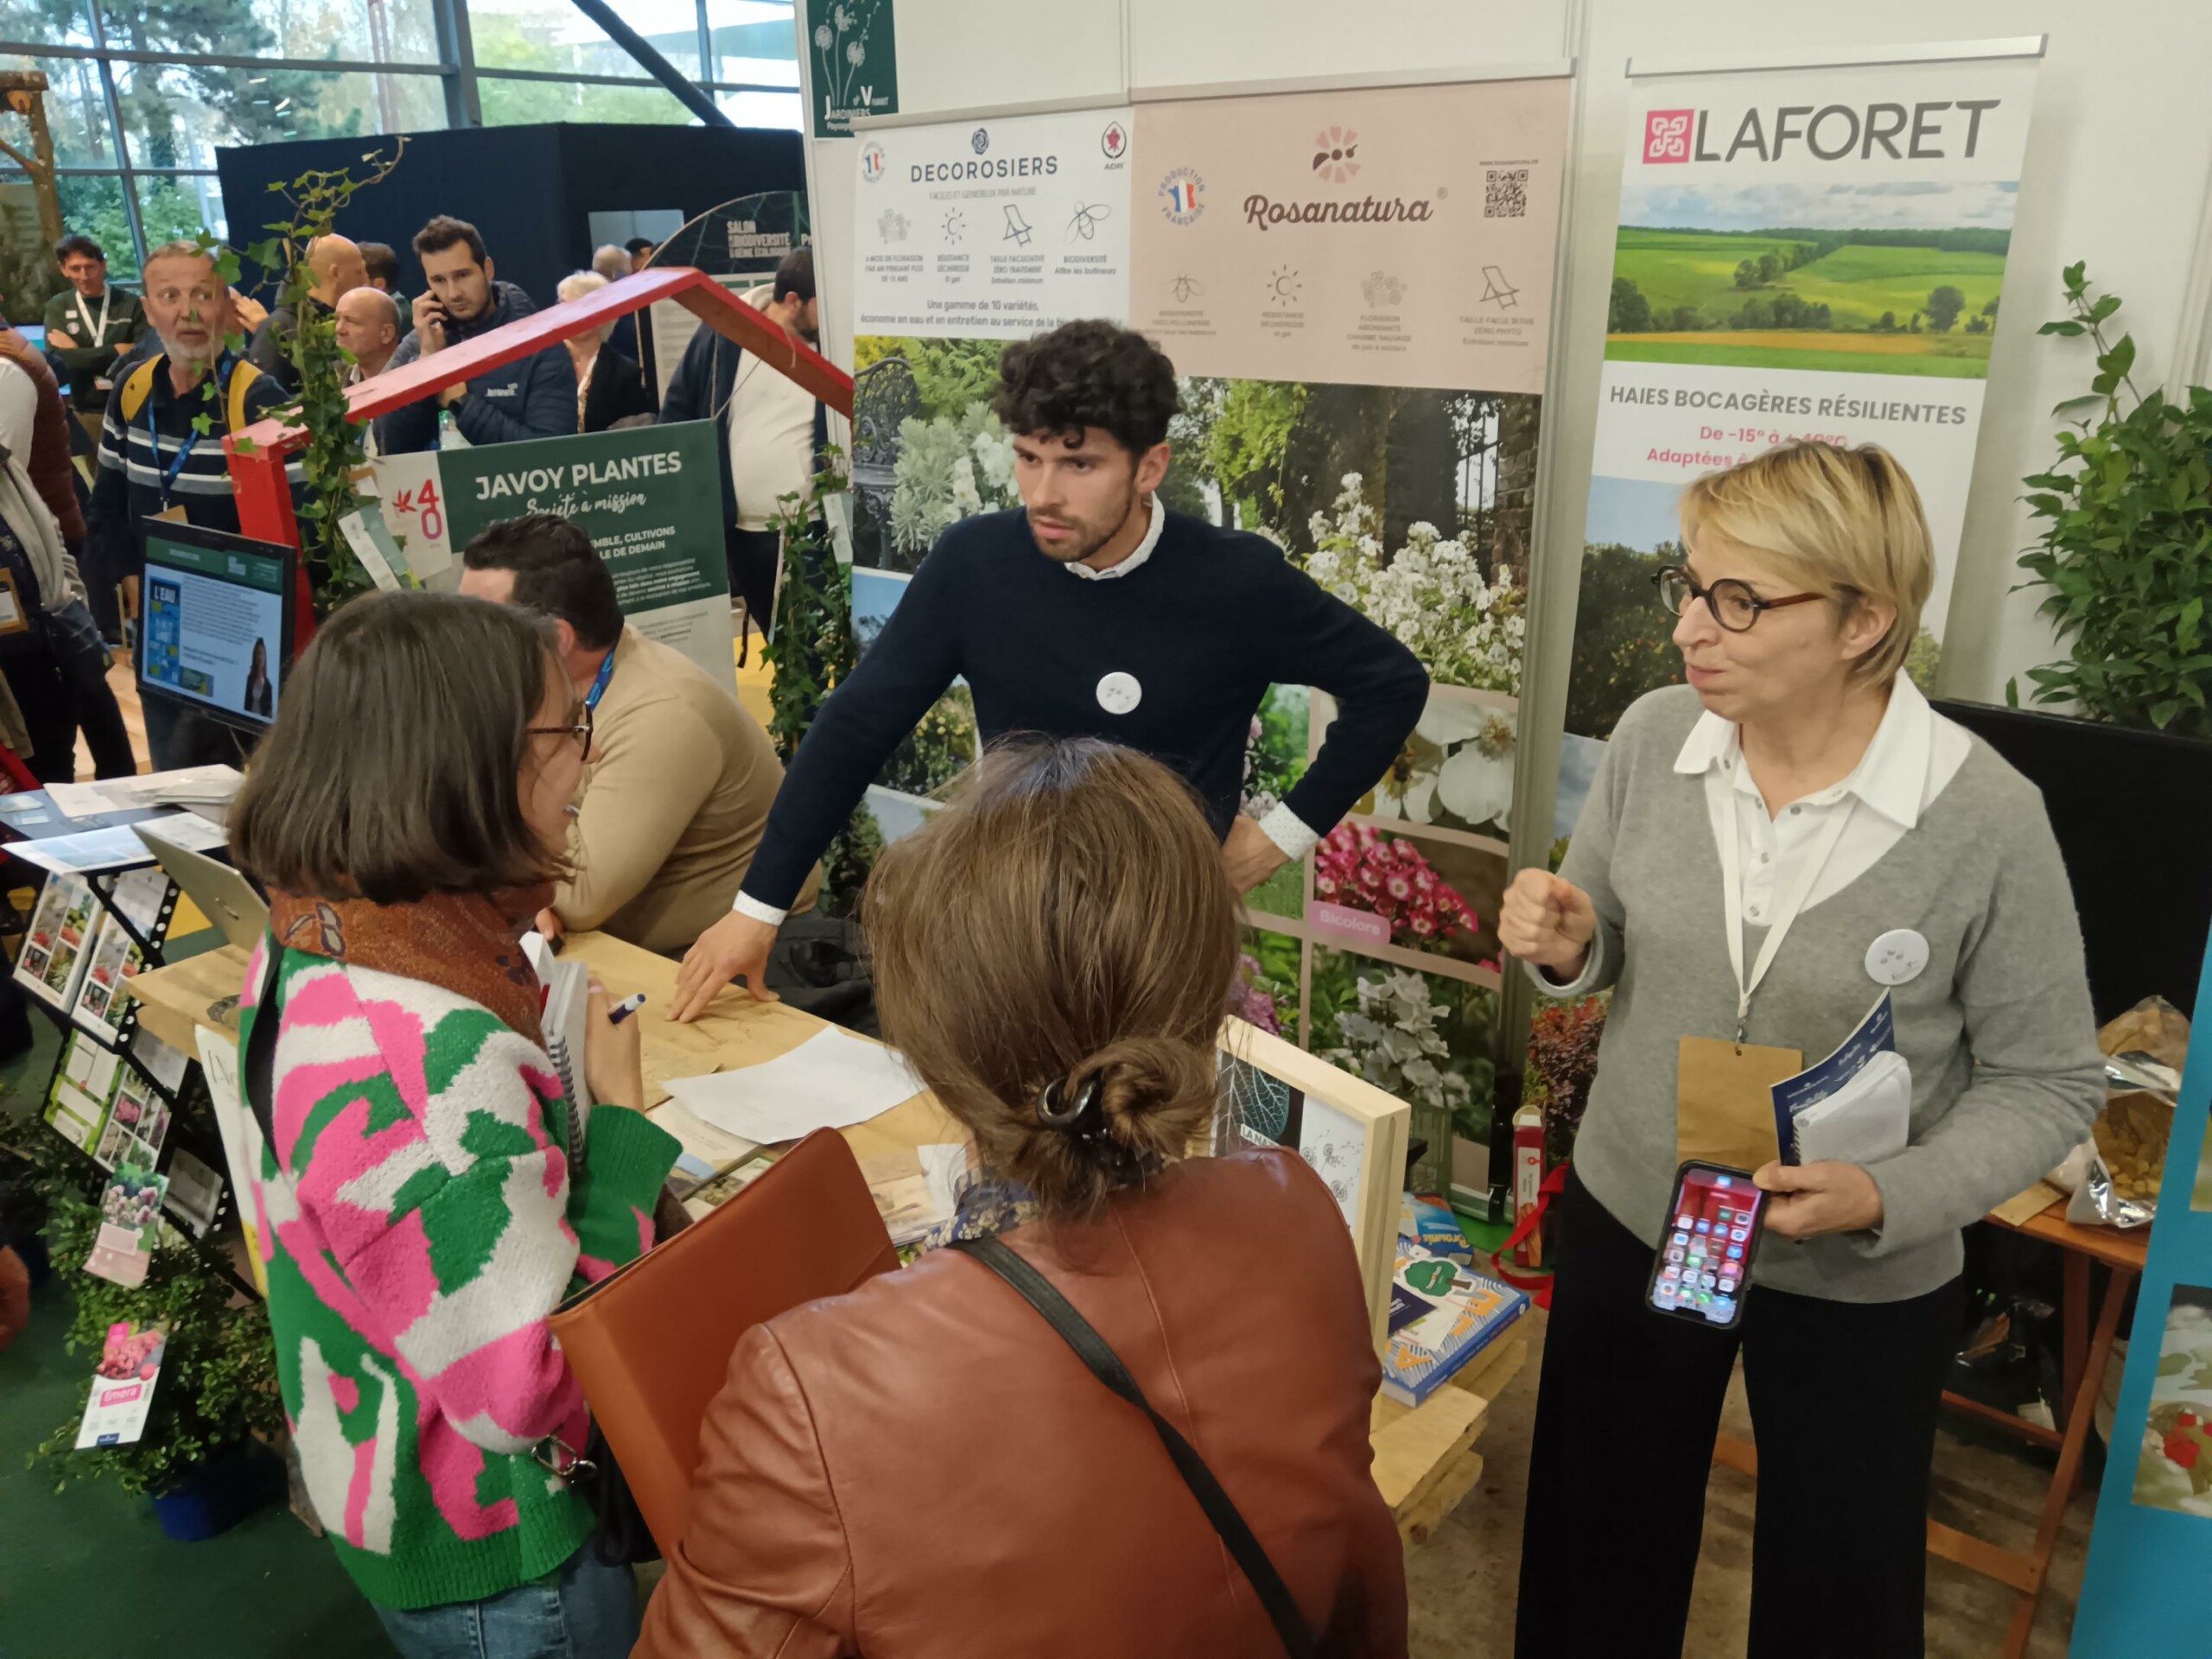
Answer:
[
  {"left": 1770, "top": 992, "right": 1895, "bottom": 1164},
  {"left": 1382, "top": 1247, "right": 1529, "bottom": 1408},
  {"left": 1398, "top": 1191, "right": 1474, "bottom": 1266}
]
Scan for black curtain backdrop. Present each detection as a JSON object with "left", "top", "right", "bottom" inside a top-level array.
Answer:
[
  {"left": 214, "top": 123, "right": 805, "bottom": 313},
  {"left": 1936, "top": 699, "right": 2212, "bottom": 1024}
]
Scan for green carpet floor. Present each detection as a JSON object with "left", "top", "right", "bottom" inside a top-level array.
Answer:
[{"left": 1, "top": 982, "right": 395, "bottom": 1659}]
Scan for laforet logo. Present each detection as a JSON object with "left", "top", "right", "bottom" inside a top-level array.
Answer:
[
  {"left": 1243, "top": 120, "right": 1433, "bottom": 231},
  {"left": 1643, "top": 98, "right": 2004, "bottom": 165}
]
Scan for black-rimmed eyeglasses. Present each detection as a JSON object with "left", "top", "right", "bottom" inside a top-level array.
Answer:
[{"left": 1655, "top": 565, "right": 1824, "bottom": 634}]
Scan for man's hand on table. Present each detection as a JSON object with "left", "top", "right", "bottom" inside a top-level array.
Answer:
[
  {"left": 1222, "top": 814, "right": 1290, "bottom": 894},
  {"left": 671, "top": 909, "right": 781, "bottom": 1022}
]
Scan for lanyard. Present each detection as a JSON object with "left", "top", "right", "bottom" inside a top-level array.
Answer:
[
  {"left": 74, "top": 287, "right": 111, "bottom": 346},
  {"left": 148, "top": 353, "right": 231, "bottom": 509},
  {"left": 1717, "top": 781, "right": 1858, "bottom": 1041},
  {"left": 585, "top": 646, "right": 616, "bottom": 711}
]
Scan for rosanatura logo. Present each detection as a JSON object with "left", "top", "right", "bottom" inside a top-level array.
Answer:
[{"left": 1312, "top": 124, "right": 1360, "bottom": 184}]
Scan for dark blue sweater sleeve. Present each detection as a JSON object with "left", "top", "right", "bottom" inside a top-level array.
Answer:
[
  {"left": 457, "top": 343, "right": 576, "bottom": 445},
  {"left": 659, "top": 326, "right": 718, "bottom": 424},
  {"left": 1265, "top": 561, "right": 1429, "bottom": 837},
  {"left": 738, "top": 552, "right": 965, "bottom": 911}
]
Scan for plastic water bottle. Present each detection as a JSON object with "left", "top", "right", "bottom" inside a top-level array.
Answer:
[{"left": 437, "top": 406, "right": 470, "bottom": 450}]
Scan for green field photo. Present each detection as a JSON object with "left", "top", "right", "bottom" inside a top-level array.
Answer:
[{"left": 1604, "top": 179, "right": 2017, "bottom": 378}]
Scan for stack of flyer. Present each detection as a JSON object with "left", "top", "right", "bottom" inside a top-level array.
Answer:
[{"left": 1382, "top": 1245, "right": 1529, "bottom": 1408}]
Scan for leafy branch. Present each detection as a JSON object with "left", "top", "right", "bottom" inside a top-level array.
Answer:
[
  {"left": 2011, "top": 264, "right": 2212, "bottom": 736},
  {"left": 764, "top": 446, "right": 881, "bottom": 913},
  {"left": 243, "top": 142, "right": 408, "bottom": 617}
]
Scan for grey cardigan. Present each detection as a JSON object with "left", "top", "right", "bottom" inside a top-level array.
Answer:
[{"left": 1544, "top": 685, "right": 2102, "bottom": 1303}]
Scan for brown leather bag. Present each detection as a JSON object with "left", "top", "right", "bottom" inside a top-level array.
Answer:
[{"left": 548, "top": 1128, "right": 899, "bottom": 1554}]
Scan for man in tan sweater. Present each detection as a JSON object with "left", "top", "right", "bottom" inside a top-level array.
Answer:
[{"left": 460, "top": 512, "right": 817, "bottom": 954}]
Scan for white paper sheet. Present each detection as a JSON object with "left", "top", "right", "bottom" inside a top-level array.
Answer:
[
  {"left": 45, "top": 767, "right": 241, "bottom": 818},
  {"left": 16, "top": 811, "right": 226, "bottom": 874},
  {"left": 660, "top": 1027, "right": 924, "bottom": 1144},
  {"left": 918, "top": 1142, "right": 969, "bottom": 1219}
]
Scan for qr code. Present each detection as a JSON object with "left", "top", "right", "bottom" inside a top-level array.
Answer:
[{"left": 1484, "top": 168, "right": 1529, "bottom": 219}]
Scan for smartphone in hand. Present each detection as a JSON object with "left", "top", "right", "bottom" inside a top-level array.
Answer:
[{"left": 1646, "top": 1160, "right": 1766, "bottom": 1331}]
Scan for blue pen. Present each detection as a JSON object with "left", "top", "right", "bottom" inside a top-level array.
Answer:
[{"left": 607, "top": 992, "right": 648, "bottom": 1025}]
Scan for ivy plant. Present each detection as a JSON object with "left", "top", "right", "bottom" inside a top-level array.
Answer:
[
  {"left": 1, "top": 1110, "right": 285, "bottom": 1499},
  {"left": 241, "top": 143, "right": 407, "bottom": 618},
  {"left": 765, "top": 447, "right": 883, "bottom": 915},
  {"left": 2012, "top": 263, "right": 2212, "bottom": 736}
]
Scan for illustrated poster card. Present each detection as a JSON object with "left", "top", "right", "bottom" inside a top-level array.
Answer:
[
  {"left": 854, "top": 105, "right": 1135, "bottom": 340},
  {"left": 1129, "top": 77, "right": 1568, "bottom": 392}
]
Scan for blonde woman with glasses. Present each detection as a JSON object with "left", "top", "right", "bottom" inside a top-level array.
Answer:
[{"left": 1503, "top": 442, "right": 2101, "bottom": 1658}]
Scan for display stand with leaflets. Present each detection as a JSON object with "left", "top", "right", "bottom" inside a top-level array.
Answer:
[{"left": 6, "top": 818, "right": 245, "bottom": 1255}]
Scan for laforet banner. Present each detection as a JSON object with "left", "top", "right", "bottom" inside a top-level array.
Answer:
[
  {"left": 1530, "top": 50, "right": 2041, "bottom": 1163},
  {"left": 376, "top": 421, "right": 734, "bottom": 692},
  {"left": 847, "top": 77, "right": 1569, "bottom": 1192}
]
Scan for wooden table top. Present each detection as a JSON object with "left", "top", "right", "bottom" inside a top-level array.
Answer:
[
  {"left": 122, "top": 929, "right": 967, "bottom": 1162},
  {"left": 1993, "top": 1197, "right": 2152, "bottom": 1274}
]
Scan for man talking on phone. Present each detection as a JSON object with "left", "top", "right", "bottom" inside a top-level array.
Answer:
[
  {"left": 671, "top": 320, "right": 1429, "bottom": 1020},
  {"left": 374, "top": 216, "right": 575, "bottom": 453}
]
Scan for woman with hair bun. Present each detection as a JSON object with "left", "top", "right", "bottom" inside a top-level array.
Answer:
[{"left": 639, "top": 736, "right": 1406, "bottom": 1659}]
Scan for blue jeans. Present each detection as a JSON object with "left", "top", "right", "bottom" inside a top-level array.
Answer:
[{"left": 373, "top": 1548, "right": 639, "bottom": 1659}]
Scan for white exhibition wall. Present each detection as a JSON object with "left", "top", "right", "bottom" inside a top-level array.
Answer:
[{"left": 823, "top": 0, "right": 2212, "bottom": 729}]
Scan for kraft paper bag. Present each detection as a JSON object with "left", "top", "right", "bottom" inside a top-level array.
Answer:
[{"left": 1676, "top": 1035, "right": 1802, "bottom": 1174}]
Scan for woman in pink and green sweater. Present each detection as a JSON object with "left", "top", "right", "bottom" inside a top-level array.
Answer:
[{"left": 230, "top": 592, "right": 678, "bottom": 1657}]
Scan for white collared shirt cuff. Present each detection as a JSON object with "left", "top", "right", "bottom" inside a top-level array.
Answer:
[
  {"left": 1255, "top": 801, "right": 1321, "bottom": 862},
  {"left": 734, "top": 892, "right": 789, "bottom": 926}
]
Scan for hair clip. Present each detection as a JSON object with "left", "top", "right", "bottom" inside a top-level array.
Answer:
[{"left": 1035, "top": 1075, "right": 1101, "bottom": 1129}]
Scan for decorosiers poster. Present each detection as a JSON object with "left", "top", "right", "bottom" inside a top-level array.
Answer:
[{"left": 847, "top": 78, "right": 1569, "bottom": 1187}]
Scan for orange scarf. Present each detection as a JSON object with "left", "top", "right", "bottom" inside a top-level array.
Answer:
[{"left": 265, "top": 886, "right": 550, "bottom": 1046}]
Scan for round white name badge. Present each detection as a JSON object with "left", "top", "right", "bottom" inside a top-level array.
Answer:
[
  {"left": 1096, "top": 671, "right": 1142, "bottom": 715},
  {"left": 1866, "top": 929, "right": 1929, "bottom": 987}
]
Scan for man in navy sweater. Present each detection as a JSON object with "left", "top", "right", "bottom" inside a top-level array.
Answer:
[
  {"left": 373, "top": 216, "right": 575, "bottom": 453},
  {"left": 671, "top": 321, "right": 1430, "bottom": 1019}
]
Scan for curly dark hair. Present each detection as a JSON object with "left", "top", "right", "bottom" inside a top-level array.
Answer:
[{"left": 993, "top": 321, "right": 1179, "bottom": 457}]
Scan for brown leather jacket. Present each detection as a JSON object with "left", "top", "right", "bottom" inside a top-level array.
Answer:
[
  {"left": 637, "top": 1148, "right": 1408, "bottom": 1659},
  {"left": 0, "top": 327, "right": 86, "bottom": 545}
]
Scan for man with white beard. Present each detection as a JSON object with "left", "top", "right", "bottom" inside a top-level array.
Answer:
[{"left": 87, "top": 239, "right": 298, "bottom": 766}]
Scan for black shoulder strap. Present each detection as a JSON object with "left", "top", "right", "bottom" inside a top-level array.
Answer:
[
  {"left": 950, "top": 1236, "right": 1319, "bottom": 1659},
  {"left": 242, "top": 943, "right": 284, "bottom": 1151}
]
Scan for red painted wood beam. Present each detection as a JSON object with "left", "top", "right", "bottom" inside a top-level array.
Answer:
[{"left": 225, "top": 266, "right": 853, "bottom": 468}]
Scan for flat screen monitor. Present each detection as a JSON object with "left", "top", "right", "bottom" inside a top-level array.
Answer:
[
  {"left": 137, "top": 522, "right": 296, "bottom": 732},
  {"left": 1936, "top": 697, "right": 2212, "bottom": 1024}
]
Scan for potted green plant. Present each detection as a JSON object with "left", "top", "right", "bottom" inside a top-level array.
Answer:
[
  {"left": 2012, "top": 264, "right": 2212, "bottom": 734},
  {"left": 3, "top": 1111, "right": 287, "bottom": 1539}
]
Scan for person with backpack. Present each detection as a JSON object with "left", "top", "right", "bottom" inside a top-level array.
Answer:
[
  {"left": 639, "top": 737, "right": 1407, "bottom": 1659},
  {"left": 86, "top": 240, "right": 296, "bottom": 766}
]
